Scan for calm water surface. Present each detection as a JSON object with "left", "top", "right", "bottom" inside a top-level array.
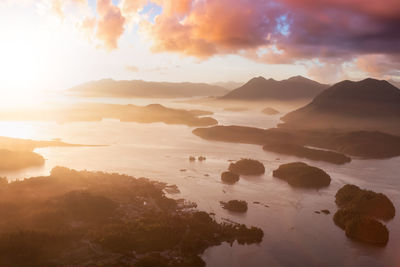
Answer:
[{"left": 0, "top": 98, "right": 398, "bottom": 267}]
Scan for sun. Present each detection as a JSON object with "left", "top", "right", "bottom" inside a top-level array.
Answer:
[
  {"left": 0, "top": 7, "right": 69, "bottom": 108},
  {"left": 0, "top": 32, "right": 41, "bottom": 95}
]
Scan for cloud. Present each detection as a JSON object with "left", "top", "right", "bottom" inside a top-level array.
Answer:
[
  {"left": 275, "top": 0, "right": 400, "bottom": 61},
  {"left": 120, "top": 0, "right": 146, "bottom": 14},
  {"left": 140, "top": 0, "right": 400, "bottom": 78},
  {"left": 125, "top": 65, "right": 139, "bottom": 72},
  {"left": 95, "top": 0, "right": 126, "bottom": 50},
  {"left": 14, "top": 0, "right": 126, "bottom": 50},
  {"left": 160, "top": 0, "right": 193, "bottom": 16},
  {"left": 142, "top": 0, "right": 400, "bottom": 59},
  {"left": 4, "top": 0, "right": 400, "bottom": 79},
  {"left": 39, "top": 0, "right": 87, "bottom": 18},
  {"left": 306, "top": 61, "right": 348, "bottom": 84},
  {"left": 280, "top": 0, "right": 400, "bottom": 19},
  {"left": 356, "top": 54, "right": 400, "bottom": 79},
  {"left": 78, "top": 16, "right": 97, "bottom": 40},
  {"left": 144, "top": 0, "right": 281, "bottom": 57},
  {"left": 120, "top": 0, "right": 147, "bottom": 23}
]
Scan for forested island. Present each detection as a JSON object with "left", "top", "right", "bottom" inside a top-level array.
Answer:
[
  {"left": 333, "top": 184, "right": 395, "bottom": 246},
  {"left": 0, "top": 136, "right": 93, "bottom": 171},
  {"left": 0, "top": 167, "right": 263, "bottom": 266},
  {"left": 0, "top": 103, "right": 218, "bottom": 127},
  {"left": 273, "top": 162, "right": 331, "bottom": 188},
  {"left": 193, "top": 126, "right": 400, "bottom": 162}
]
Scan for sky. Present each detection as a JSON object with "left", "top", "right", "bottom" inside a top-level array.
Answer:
[{"left": 0, "top": 0, "right": 399, "bottom": 95}]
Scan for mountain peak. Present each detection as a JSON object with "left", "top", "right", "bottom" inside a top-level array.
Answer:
[
  {"left": 287, "top": 75, "right": 308, "bottom": 81},
  {"left": 361, "top": 77, "right": 382, "bottom": 82},
  {"left": 249, "top": 76, "right": 267, "bottom": 82},
  {"left": 286, "top": 75, "right": 323, "bottom": 85},
  {"left": 281, "top": 77, "right": 400, "bottom": 134},
  {"left": 327, "top": 78, "right": 399, "bottom": 96},
  {"left": 220, "top": 75, "right": 328, "bottom": 100},
  {"left": 358, "top": 77, "right": 393, "bottom": 87}
]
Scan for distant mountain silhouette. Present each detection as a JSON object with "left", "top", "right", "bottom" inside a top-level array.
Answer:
[
  {"left": 281, "top": 78, "right": 400, "bottom": 134},
  {"left": 220, "top": 76, "right": 328, "bottom": 100},
  {"left": 212, "top": 81, "right": 245, "bottom": 90},
  {"left": 69, "top": 79, "right": 229, "bottom": 98}
]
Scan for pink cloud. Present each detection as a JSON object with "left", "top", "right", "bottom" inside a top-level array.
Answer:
[
  {"left": 142, "top": 0, "right": 400, "bottom": 79},
  {"left": 357, "top": 54, "right": 400, "bottom": 78},
  {"left": 13, "top": 0, "right": 399, "bottom": 77},
  {"left": 146, "top": 0, "right": 280, "bottom": 57},
  {"left": 96, "top": 0, "right": 126, "bottom": 50}
]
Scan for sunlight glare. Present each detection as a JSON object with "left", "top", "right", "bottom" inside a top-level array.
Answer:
[
  {"left": 0, "top": 7, "right": 70, "bottom": 108},
  {"left": 0, "top": 121, "right": 36, "bottom": 140}
]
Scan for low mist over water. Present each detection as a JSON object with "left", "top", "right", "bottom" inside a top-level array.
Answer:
[{"left": 1, "top": 98, "right": 398, "bottom": 267}]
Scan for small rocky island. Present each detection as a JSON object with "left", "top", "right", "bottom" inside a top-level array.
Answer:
[
  {"left": 333, "top": 184, "right": 395, "bottom": 245},
  {"left": 228, "top": 159, "right": 265, "bottom": 175},
  {"left": 335, "top": 184, "right": 395, "bottom": 220},
  {"left": 221, "top": 200, "right": 248, "bottom": 213},
  {"left": 221, "top": 171, "right": 240, "bottom": 184},
  {"left": 273, "top": 162, "right": 331, "bottom": 188},
  {"left": 0, "top": 167, "right": 263, "bottom": 266}
]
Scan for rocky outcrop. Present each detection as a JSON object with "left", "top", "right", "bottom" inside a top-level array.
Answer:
[
  {"left": 220, "top": 200, "right": 248, "bottom": 213},
  {"left": 333, "top": 184, "right": 395, "bottom": 246},
  {"left": 273, "top": 162, "right": 331, "bottom": 188},
  {"left": 228, "top": 159, "right": 265, "bottom": 175},
  {"left": 221, "top": 171, "right": 240, "bottom": 184},
  {"left": 335, "top": 184, "right": 395, "bottom": 220}
]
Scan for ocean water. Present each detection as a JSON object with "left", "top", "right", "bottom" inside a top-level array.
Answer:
[{"left": 0, "top": 99, "right": 399, "bottom": 267}]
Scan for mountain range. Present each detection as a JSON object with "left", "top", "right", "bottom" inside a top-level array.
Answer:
[
  {"left": 68, "top": 79, "right": 229, "bottom": 98},
  {"left": 220, "top": 76, "right": 329, "bottom": 101}
]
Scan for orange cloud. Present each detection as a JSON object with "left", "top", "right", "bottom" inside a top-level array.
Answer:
[
  {"left": 78, "top": 16, "right": 97, "bottom": 40},
  {"left": 7, "top": 0, "right": 399, "bottom": 79},
  {"left": 125, "top": 65, "right": 139, "bottom": 72},
  {"left": 47, "top": 0, "right": 87, "bottom": 17},
  {"left": 356, "top": 54, "right": 400, "bottom": 78},
  {"left": 42, "top": 0, "right": 127, "bottom": 50},
  {"left": 120, "top": 0, "right": 147, "bottom": 18},
  {"left": 146, "top": 0, "right": 278, "bottom": 57},
  {"left": 307, "top": 61, "right": 348, "bottom": 84},
  {"left": 143, "top": 0, "right": 400, "bottom": 76},
  {"left": 143, "top": 16, "right": 217, "bottom": 57},
  {"left": 161, "top": 0, "right": 192, "bottom": 16},
  {"left": 96, "top": 0, "right": 126, "bottom": 50}
]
